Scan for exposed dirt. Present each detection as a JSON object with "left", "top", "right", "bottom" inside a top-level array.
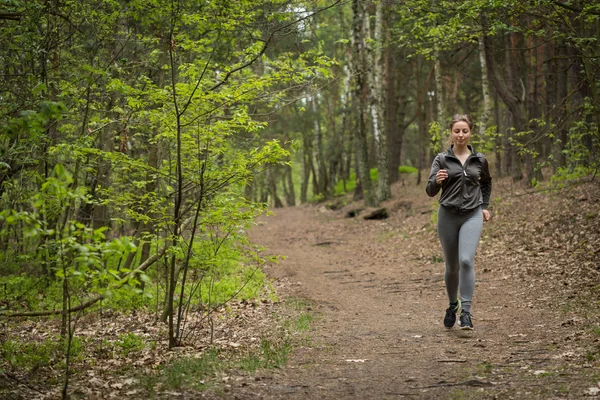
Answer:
[{"left": 229, "top": 178, "right": 600, "bottom": 399}]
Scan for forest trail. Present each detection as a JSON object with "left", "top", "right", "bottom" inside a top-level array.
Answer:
[{"left": 236, "top": 180, "right": 600, "bottom": 399}]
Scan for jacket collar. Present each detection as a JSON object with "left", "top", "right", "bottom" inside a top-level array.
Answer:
[{"left": 447, "top": 144, "right": 475, "bottom": 157}]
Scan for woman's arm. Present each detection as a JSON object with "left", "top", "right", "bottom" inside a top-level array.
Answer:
[
  {"left": 426, "top": 155, "right": 443, "bottom": 197},
  {"left": 480, "top": 157, "right": 492, "bottom": 209}
]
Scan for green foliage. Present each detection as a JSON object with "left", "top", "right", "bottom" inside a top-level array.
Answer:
[
  {"left": 470, "top": 125, "right": 498, "bottom": 154},
  {"left": 115, "top": 333, "right": 146, "bottom": 357},
  {"left": 160, "top": 347, "right": 221, "bottom": 390},
  {"left": 429, "top": 121, "right": 444, "bottom": 154},
  {"left": 0, "top": 0, "right": 330, "bottom": 351},
  {"left": 399, "top": 166, "right": 418, "bottom": 174},
  {"left": 149, "top": 339, "right": 290, "bottom": 391},
  {"left": 294, "top": 313, "right": 313, "bottom": 332},
  {"left": 554, "top": 102, "right": 599, "bottom": 181},
  {"left": 1, "top": 335, "right": 84, "bottom": 372},
  {"left": 0, "top": 275, "right": 63, "bottom": 312}
]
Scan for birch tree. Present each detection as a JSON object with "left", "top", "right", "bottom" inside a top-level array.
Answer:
[
  {"left": 367, "top": 1, "right": 390, "bottom": 202},
  {"left": 478, "top": 34, "right": 492, "bottom": 138}
]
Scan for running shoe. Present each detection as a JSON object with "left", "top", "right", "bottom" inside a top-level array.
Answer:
[
  {"left": 443, "top": 300, "right": 461, "bottom": 328},
  {"left": 459, "top": 310, "right": 474, "bottom": 330}
]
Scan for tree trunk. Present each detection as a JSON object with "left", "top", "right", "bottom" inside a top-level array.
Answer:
[
  {"left": 267, "top": 166, "right": 283, "bottom": 208},
  {"left": 417, "top": 98, "right": 427, "bottom": 186},
  {"left": 386, "top": 43, "right": 400, "bottom": 183},
  {"left": 297, "top": 102, "right": 312, "bottom": 203},
  {"left": 352, "top": 0, "right": 375, "bottom": 206},
  {"left": 367, "top": 1, "right": 390, "bottom": 202},
  {"left": 283, "top": 163, "right": 296, "bottom": 206},
  {"left": 434, "top": 47, "right": 446, "bottom": 139},
  {"left": 478, "top": 34, "right": 492, "bottom": 139},
  {"left": 340, "top": 61, "right": 353, "bottom": 187},
  {"left": 555, "top": 41, "right": 569, "bottom": 169},
  {"left": 494, "top": 89, "right": 503, "bottom": 177},
  {"left": 311, "top": 92, "right": 328, "bottom": 197}
]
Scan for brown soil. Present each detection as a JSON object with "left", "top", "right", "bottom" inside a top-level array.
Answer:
[{"left": 229, "top": 178, "right": 600, "bottom": 399}]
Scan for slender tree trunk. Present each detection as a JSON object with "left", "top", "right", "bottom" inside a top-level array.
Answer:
[
  {"left": 494, "top": 89, "right": 503, "bottom": 177},
  {"left": 268, "top": 166, "right": 283, "bottom": 208},
  {"left": 434, "top": 47, "right": 446, "bottom": 137},
  {"left": 296, "top": 102, "right": 312, "bottom": 203},
  {"left": 311, "top": 92, "right": 328, "bottom": 197},
  {"left": 386, "top": 43, "right": 400, "bottom": 183},
  {"left": 478, "top": 34, "right": 492, "bottom": 138},
  {"left": 417, "top": 99, "right": 427, "bottom": 186},
  {"left": 283, "top": 163, "right": 296, "bottom": 206},
  {"left": 367, "top": 1, "right": 390, "bottom": 202},
  {"left": 340, "top": 61, "right": 353, "bottom": 187},
  {"left": 556, "top": 42, "right": 569, "bottom": 169},
  {"left": 352, "top": 0, "right": 375, "bottom": 206},
  {"left": 326, "top": 64, "right": 341, "bottom": 195}
]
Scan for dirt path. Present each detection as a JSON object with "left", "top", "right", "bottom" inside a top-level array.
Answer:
[{"left": 233, "top": 184, "right": 599, "bottom": 399}]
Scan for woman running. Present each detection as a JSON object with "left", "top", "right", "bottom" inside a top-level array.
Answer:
[{"left": 426, "top": 114, "right": 492, "bottom": 330}]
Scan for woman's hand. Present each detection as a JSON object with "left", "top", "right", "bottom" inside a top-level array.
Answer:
[
  {"left": 436, "top": 169, "right": 448, "bottom": 185},
  {"left": 483, "top": 209, "right": 491, "bottom": 222}
]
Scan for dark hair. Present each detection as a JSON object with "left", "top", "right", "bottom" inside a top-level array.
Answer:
[{"left": 449, "top": 114, "right": 473, "bottom": 130}]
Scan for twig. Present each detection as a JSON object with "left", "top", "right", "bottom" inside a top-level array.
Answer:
[
  {"left": 315, "top": 240, "right": 343, "bottom": 246},
  {"left": 419, "top": 379, "right": 494, "bottom": 389}
]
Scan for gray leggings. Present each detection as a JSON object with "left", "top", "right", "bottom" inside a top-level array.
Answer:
[{"left": 437, "top": 206, "right": 483, "bottom": 313}]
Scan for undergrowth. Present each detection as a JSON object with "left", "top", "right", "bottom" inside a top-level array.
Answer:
[{"left": 136, "top": 296, "right": 315, "bottom": 395}]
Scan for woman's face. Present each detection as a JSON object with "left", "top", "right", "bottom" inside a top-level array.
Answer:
[{"left": 451, "top": 121, "right": 471, "bottom": 146}]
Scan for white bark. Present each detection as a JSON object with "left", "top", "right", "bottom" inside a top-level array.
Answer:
[
  {"left": 312, "top": 92, "right": 327, "bottom": 194},
  {"left": 367, "top": 1, "right": 390, "bottom": 201},
  {"left": 478, "top": 34, "right": 492, "bottom": 138}
]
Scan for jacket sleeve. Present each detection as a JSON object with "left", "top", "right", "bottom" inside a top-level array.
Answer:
[
  {"left": 426, "top": 154, "right": 442, "bottom": 197},
  {"left": 480, "top": 156, "right": 492, "bottom": 209}
]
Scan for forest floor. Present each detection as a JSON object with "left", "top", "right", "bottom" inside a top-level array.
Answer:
[
  {"left": 2, "top": 175, "right": 600, "bottom": 399},
  {"left": 230, "top": 175, "right": 600, "bottom": 399}
]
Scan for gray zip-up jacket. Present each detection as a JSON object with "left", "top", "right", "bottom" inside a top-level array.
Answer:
[{"left": 426, "top": 145, "right": 492, "bottom": 214}]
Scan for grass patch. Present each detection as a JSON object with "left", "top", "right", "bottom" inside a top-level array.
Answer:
[
  {"left": 115, "top": 333, "right": 146, "bottom": 357},
  {"left": 136, "top": 294, "right": 315, "bottom": 395},
  {"left": 295, "top": 313, "right": 313, "bottom": 332},
  {"left": 285, "top": 296, "right": 314, "bottom": 311},
  {"left": 477, "top": 361, "right": 493, "bottom": 374},
  {"left": 1, "top": 335, "right": 85, "bottom": 372},
  {"left": 137, "top": 338, "right": 293, "bottom": 394}
]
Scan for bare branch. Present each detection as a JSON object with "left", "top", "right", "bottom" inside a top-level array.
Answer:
[{"left": 207, "top": 0, "right": 343, "bottom": 92}]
